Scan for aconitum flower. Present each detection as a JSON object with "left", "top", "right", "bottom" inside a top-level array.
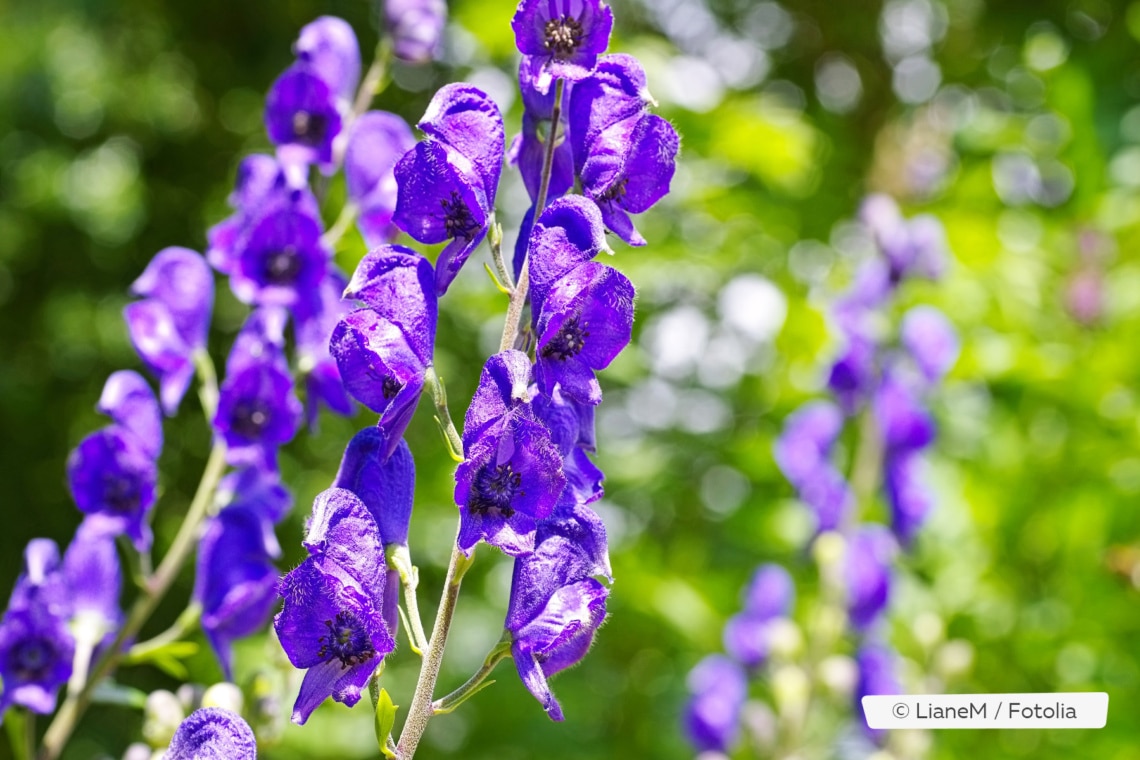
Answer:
[
  {"left": 214, "top": 312, "right": 302, "bottom": 469},
  {"left": 61, "top": 521, "right": 123, "bottom": 645},
  {"left": 534, "top": 261, "right": 635, "bottom": 405},
  {"left": 294, "top": 16, "right": 360, "bottom": 106},
  {"left": 265, "top": 65, "right": 343, "bottom": 170},
  {"left": 506, "top": 504, "right": 610, "bottom": 720},
  {"left": 332, "top": 248, "right": 438, "bottom": 459},
  {"left": 67, "top": 372, "right": 162, "bottom": 550},
  {"left": 579, "top": 112, "right": 679, "bottom": 246},
  {"left": 568, "top": 54, "right": 654, "bottom": 173},
  {"left": 511, "top": 61, "right": 573, "bottom": 204},
  {"left": 525, "top": 195, "right": 609, "bottom": 315},
  {"left": 845, "top": 526, "right": 895, "bottom": 630},
  {"left": 455, "top": 353, "right": 566, "bottom": 556},
  {"left": 774, "top": 400, "right": 843, "bottom": 487},
  {"left": 345, "top": 112, "right": 416, "bottom": 246},
  {"left": 884, "top": 451, "right": 933, "bottom": 546},
  {"left": 275, "top": 489, "right": 395, "bottom": 724},
  {"left": 294, "top": 271, "right": 355, "bottom": 429},
  {"left": 195, "top": 507, "right": 280, "bottom": 678},
  {"left": 7, "top": 540, "right": 66, "bottom": 617},
  {"left": 683, "top": 654, "right": 747, "bottom": 753},
  {"left": 215, "top": 464, "right": 293, "bottom": 525},
  {"left": 512, "top": 0, "right": 614, "bottom": 93},
  {"left": 533, "top": 386, "right": 603, "bottom": 505},
  {"left": 166, "top": 707, "right": 257, "bottom": 760},
  {"left": 124, "top": 247, "right": 214, "bottom": 415},
  {"left": 0, "top": 609, "right": 75, "bottom": 715},
  {"left": 419, "top": 84, "right": 505, "bottom": 211},
  {"left": 229, "top": 196, "right": 330, "bottom": 309},
  {"left": 385, "top": 0, "right": 448, "bottom": 63},
  {"left": 900, "top": 305, "right": 959, "bottom": 384},
  {"left": 392, "top": 141, "right": 488, "bottom": 295},
  {"left": 859, "top": 194, "right": 947, "bottom": 283},
  {"left": 855, "top": 643, "right": 901, "bottom": 745},
  {"left": 873, "top": 372, "right": 935, "bottom": 453},
  {"left": 827, "top": 331, "right": 877, "bottom": 415},
  {"left": 723, "top": 564, "right": 794, "bottom": 669}
]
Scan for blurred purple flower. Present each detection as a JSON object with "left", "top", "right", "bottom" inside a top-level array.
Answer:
[
  {"left": 0, "top": 609, "right": 74, "bottom": 715},
  {"left": 384, "top": 0, "right": 448, "bottom": 64},
  {"left": 683, "top": 654, "right": 747, "bottom": 753},
  {"left": 294, "top": 16, "right": 360, "bottom": 106},
  {"left": 265, "top": 65, "right": 343, "bottom": 171},
  {"left": 344, "top": 112, "right": 416, "bottom": 246},
  {"left": 855, "top": 643, "right": 901, "bottom": 745},
  {"left": 845, "top": 526, "right": 895, "bottom": 630},
  {"left": 900, "top": 305, "right": 958, "bottom": 384},
  {"left": 294, "top": 271, "right": 355, "bottom": 430},
  {"left": 884, "top": 450, "right": 933, "bottom": 546}
]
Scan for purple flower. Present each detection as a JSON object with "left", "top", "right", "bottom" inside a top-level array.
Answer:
[
  {"left": 275, "top": 489, "right": 395, "bottom": 724},
  {"left": 228, "top": 195, "right": 330, "bottom": 309},
  {"left": 535, "top": 261, "right": 635, "bottom": 405},
  {"left": 827, "top": 331, "right": 877, "bottom": 415},
  {"left": 532, "top": 385, "right": 603, "bottom": 504},
  {"left": 860, "top": 194, "right": 947, "bottom": 283},
  {"left": 505, "top": 503, "right": 610, "bottom": 720},
  {"left": 61, "top": 521, "right": 123, "bottom": 641},
  {"left": 723, "top": 564, "right": 794, "bottom": 669},
  {"left": 512, "top": 0, "right": 614, "bottom": 93},
  {"left": 7, "top": 540, "right": 66, "bottom": 618},
  {"left": 67, "top": 373, "right": 162, "bottom": 551},
  {"left": 345, "top": 112, "right": 416, "bottom": 246},
  {"left": 166, "top": 707, "right": 257, "bottom": 760},
  {"left": 510, "top": 61, "right": 574, "bottom": 204},
  {"left": 800, "top": 464, "right": 854, "bottom": 533},
  {"left": 216, "top": 465, "right": 293, "bottom": 525},
  {"left": 568, "top": 54, "right": 653, "bottom": 174},
  {"left": 384, "top": 0, "right": 448, "bottom": 63},
  {"left": 124, "top": 248, "right": 214, "bottom": 415},
  {"left": 845, "top": 526, "right": 895, "bottom": 630},
  {"left": 392, "top": 141, "right": 489, "bottom": 295},
  {"left": 873, "top": 372, "right": 935, "bottom": 453},
  {"left": 294, "top": 271, "right": 355, "bottom": 429},
  {"left": 455, "top": 353, "right": 566, "bottom": 556},
  {"left": 855, "top": 643, "right": 901, "bottom": 745},
  {"left": 900, "top": 305, "right": 959, "bottom": 383},
  {"left": 683, "top": 655, "right": 747, "bottom": 753},
  {"left": 265, "top": 64, "right": 343, "bottom": 171},
  {"left": 214, "top": 314, "right": 302, "bottom": 469},
  {"left": 294, "top": 16, "right": 360, "bottom": 106},
  {"left": 419, "top": 84, "right": 506, "bottom": 210},
  {"left": 195, "top": 507, "right": 279, "bottom": 679},
  {"left": 525, "top": 195, "right": 609, "bottom": 316},
  {"left": 774, "top": 400, "right": 843, "bottom": 487},
  {"left": 342, "top": 246, "right": 438, "bottom": 364},
  {"left": 579, "top": 113, "right": 679, "bottom": 246},
  {"left": 885, "top": 451, "right": 933, "bottom": 546},
  {"left": 333, "top": 429, "right": 416, "bottom": 547},
  {"left": 0, "top": 609, "right": 74, "bottom": 715}
]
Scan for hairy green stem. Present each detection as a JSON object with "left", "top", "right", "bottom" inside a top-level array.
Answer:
[
  {"left": 322, "top": 202, "right": 360, "bottom": 250},
  {"left": 124, "top": 603, "right": 203, "bottom": 662},
  {"left": 394, "top": 541, "right": 475, "bottom": 760},
  {"left": 500, "top": 77, "right": 564, "bottom": 353}
]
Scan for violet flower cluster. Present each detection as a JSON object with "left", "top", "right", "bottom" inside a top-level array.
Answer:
[{"left": 683, "top": 195, "right": 959, "bottom": 754}]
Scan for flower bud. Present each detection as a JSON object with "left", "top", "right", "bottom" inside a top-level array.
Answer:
[
  {"left": 142, "top": 690, "right": 185, "bottom": 748},
  {"left": 202, "top": 682, "right": 244, "bottom": 715},
  {"left": 817, "top": 654, "right": 857, "bottom": 698}
]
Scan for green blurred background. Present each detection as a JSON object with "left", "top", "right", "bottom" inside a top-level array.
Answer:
[{"left": 3, "top": 0, "right": 1140, "bottom": 757}]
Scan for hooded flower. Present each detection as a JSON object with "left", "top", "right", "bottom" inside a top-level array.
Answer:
[
  {"left": 683, "top": 655, "right": 747, "bottom": 753},
  {"left": 827, "top": 330, "right": 877, "bottom": 415},
  {"left": 195, "top": 506, "right": 280, "bottom": 679},
  {"left": 344, "top": 112, "right": 417, "bottom": 246},
  {"left": 214, "top": 311, "right": 302, "bottom": 469},
  {"left": 511, "top": 0, "right": 614, "bottom": 93},
  {"left": 419, "top": 84, "right": 506, "bottom": 211},
  {"left": 873, "top": 371, "right": 935, "bottom": 453},
  {"left": 294, "top": 271, "right": 355, "bottom": 430},
  {"left": 124, "top": 247, "right": 214, "bottom": 415},
  {"left": 505, "top": 500, "right": 610, "bottom": 720},
  {"left": 845, "top": 526, "right": 896, "bottom": 630},
  {"left": 455, "top": 352, "right": 566, "bottom": 556},
  {"left": 534, "top": 261, "right": 635, "bottom": 405},
  {"left": 579, "top": 112, "right": 679, "bottom": 247},
  {"left": 884, "top": 450, "right": 933, "bottom": 546},
  {"left": 0, "top": 609, "right": 75, "bottom": 716},
  {"left": 900, "top": 305, "right": 959, "bottom": 384},
  {"left": 333, "top": 429, "right": 416, "bottom": 548},
  {"left": 773, "top": 400, "right": 843, "bottom": 488},
  {"left": 567, "top": 54, "right": 654, "bottom": 174},
  {"left": 67, "top": 372, "right": 162, "bottom": 551},
  {"left": 332, "top": 248, "right": 438, "bottom": 459},
  {"left": 294, "top": 16, "right": 361, "bottom": 107},
  {"left": 510, "top": 60, "right": 574, "bottom": 205},
  {"left": 392, "top": 141, "right": 489, "bottom": 295},
  {"left": 855, "top": 643, "right": 901, "bottom": 745},
  {"left": 166, "top": 707, "right": 257, "bottom": 760},
  {"left": 723, "top": 564, "right": 794, "bottom": 669},
  {"left": 384, "top": 0, "right": 448, "bottom": 63},
  {"left": 523, "top": 195, "right": 609, "bottom": 314},
  {"left": 265, "top": 64, "right": 343, "bottom": 171},
  {"left": 532, "top": 385, "right": 603, "bottom": 505},
  {"left": 61, "top": 521, "right": 123, "bottom": 647},
  {"left": 275, "top": 489, "right": 395, "bottom": 724},
  {"left": 228, "top": 194, "right": 330, "bottom": 310}
]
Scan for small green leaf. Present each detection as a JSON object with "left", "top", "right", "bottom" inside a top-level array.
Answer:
[
  {"left": 90, "top": 680, "right": 149, "bottom": 709},
  {"left": 375, "top": 688, "right": 399, "bottom": 759}
]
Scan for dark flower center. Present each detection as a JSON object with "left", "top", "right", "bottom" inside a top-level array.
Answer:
[
  {"left": 540, "top": 316, "right": 589, "bottom": 361},
  {"left": 469, "top": 462, "right": 523, "bottom": 518},
  {"left": 9, "top": 638, "right": 55, "bottom": 682},
  {"left": 544, "top": 16, "right": 584, "bottom": 59},
  {"left": 102, "top": 473, "right": 141, "bottom": 514},
  {"left": 317, "top": 611, "right": 376, "bottom": 669},
  {"left": 382, "top": 375, "right": 403, "bottom": 400},
  {"left": 264, "top": 246, "right": 303, "bottom": 286},
  {"left": 440, "top": 192, "right": 480, "bottom": 240},
  {"left": 231, "top": 401, "right": 271, "bottom": 440},
  {"left": 596, "top": 177, "right": 629, "bottom": 206},
  {"left": 292, "top": 110, "right": 328, "bottom": 148}
]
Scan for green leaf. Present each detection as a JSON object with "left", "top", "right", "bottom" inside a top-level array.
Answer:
[
  {"left": 375, "top": 687, "right": 399, "bottom": 759},
  {"left": 5, "top": 708, "right": 28, "bottom": 760},
  {"left": 90, "top": 680, "right": 148, "bottom": 709}
]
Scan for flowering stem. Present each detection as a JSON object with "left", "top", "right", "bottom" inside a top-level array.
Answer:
[
  {"left": 123, "top": 602, "right": 202, "bottom": 662},
  {"left": 500, "top": 77, "right": 564, "bottom": 353},
  {"left": 322, "top": 202, "right": 359, "bottom": 250},
  {"left": 353, "top": 38, "right": 393, "bottom": 120},
  {"left": 431, "top": 631, "right": 512, "bottom": 715},
  {"left": 394, "top": 540, "right": 476, "bottom": 760},
  {"left": 193, "top": 349, "right": 219, "bottom": 420},
  {"left": 37, "top": 442, "right": 228, "bottom": 760}
]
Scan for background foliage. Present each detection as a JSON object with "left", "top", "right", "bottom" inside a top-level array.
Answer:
[{"left": 2, "top": 0, "right": 1140, "bottom": 758}]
